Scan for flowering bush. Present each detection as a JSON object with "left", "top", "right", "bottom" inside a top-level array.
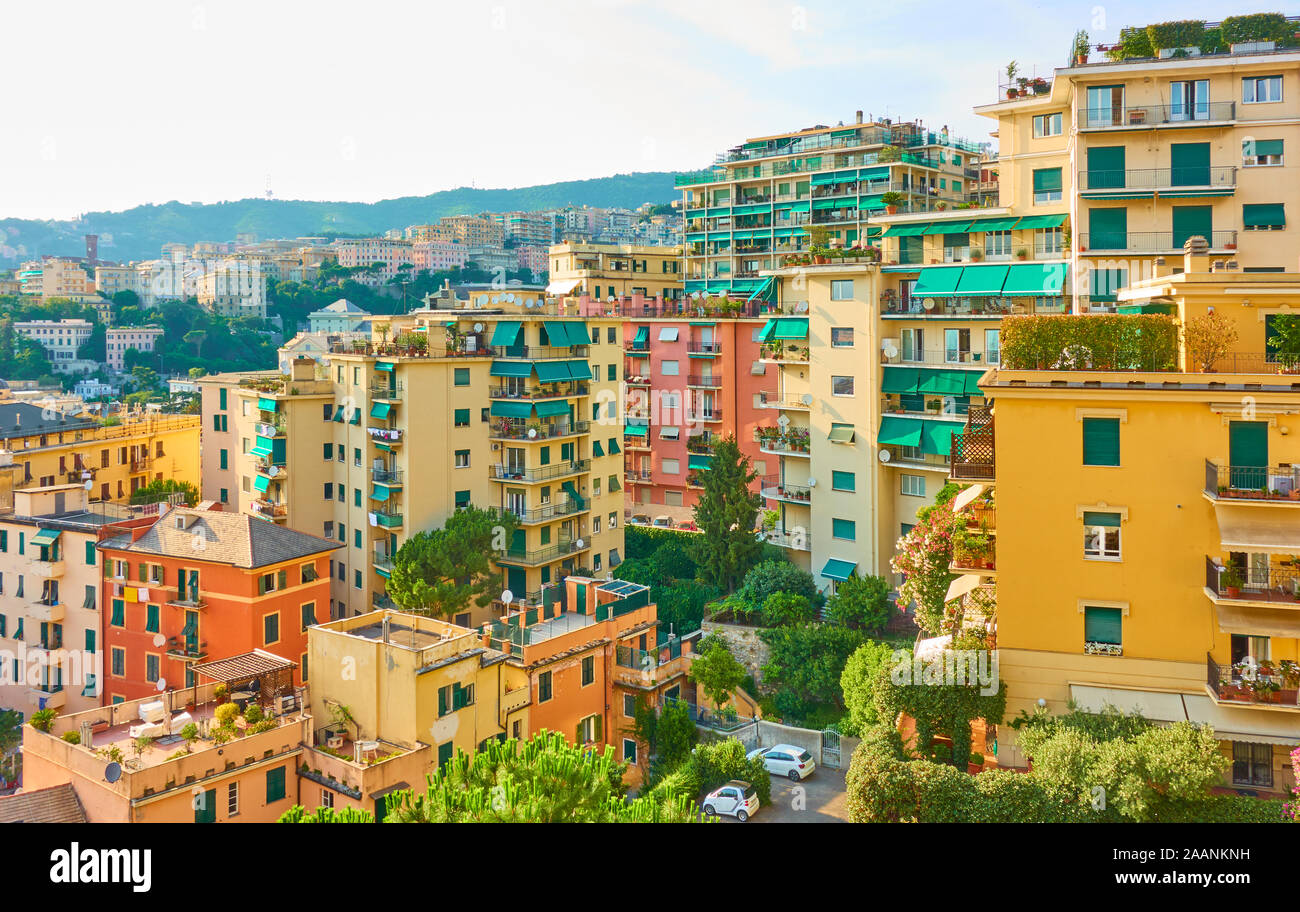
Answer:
[
  {"left": 890, "top": 505, "right": 963, "bottom": 634},
  {"left": 1288, "top": 746, "right": 1300, "bottom": 822}
]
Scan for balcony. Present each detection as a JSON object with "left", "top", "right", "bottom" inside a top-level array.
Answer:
[
  {"left": 1204, "top": 556, "right": 1300, "bottom": 605},
  {"left": 165, "top": 636, "right": 207, "bottom": 661},
  {"left": 372, "top": 552, "right": 395, "bottom": 575},
  {"left": 757, "top": 391, "right": 810, "bottom": 411},
  {"left": 1076, "top": 230, "right": 1237, "bottom": 253},
  {"left": 1204, "top": 461, "right": 1300, "bottom": 503},
  {"left": 496, "top": 540, "right": 589, "bottom": 567},
  {"left": 684, "top": 409, "right": 723, "bottom": 423},
  {"left": 764, "top": 527, "right": 812, "bottom": 551},
  {"left": 950, "top": 404, "right": 995, "bottom": 482},
  {"left": 372, "top": 467, "right": 403, "bottom": 486},
  {"left": 495, "top": 344, "right": 589, "bottom": 360},
  {"left": 686, "top": 342, "right": 722, "bottom": 356},
  {"left": 1076, "top": 167, "right": 1236, "bottom": 197},
  {"left": 759, "top": 344, "right": 810, "bottom": 364},
  {"left": 489, "top": 383, "right": 589, "bottom": 400},
  {"left": 1078, "top": 102, "right": 1235, "bottom": 132},
  {"left": 881, "top": 347, "right": 1000, "bottom": 368},
  {"left": 369, "top": 381, "right": 405, "bottom": 401},
  {"left": 491, "top": 499, "right": 588, "bottom": 524},
  {"left": 952, "top": 537, "right": 997, "bottom": 575},
  {"left": 30, "top": 557, "right": 65, "bottom": 579},
  {"left": 1207, "top": 653, "right": 1300, "bottom": 710},
  {"left": 625, "top": 469, "right": 652, "bottom": 483},
  {"left": 28, "top": 599, "right": 64, "bottom": 623},
  {"left": 882, "top": 394, "right": 973, "bottom": 419},
  {"left": 490, "top": 419, "right": 589, "bottom": 442},
  {"left": 372, "top": 509, "right": 404, "bottom": 529},
  {"left": 760, "top": 475, "right": 812, "bottom": 504},
  {"left": 368, "top": 426, "right": 404, "bottom": 445},
  {"left": 755, "top": 428, "right": 810, "bottom": 457},
  {"left": 255, "top": 420, "right": 285, "bottom": 438},
  {"left": 27, "top": 686, "right": 65, "bottom": 709},
  {"left": 251, "top": 498, "right": 288, "bottom": 520},
  {"left": 489, "top": 460, "right": 590, "bottom": 484},
  {"left": 686, "top": 374, "right": 723, "bottom": 389}
]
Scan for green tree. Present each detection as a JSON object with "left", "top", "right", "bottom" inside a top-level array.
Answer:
[
  {"left": 129, "top": 478, "right": 199, "bottom": 506},
  {"left": 386, "top": 505, "right": 517, "bottom": 617},
  {"left": 826, "top": 574, "right": 893, "bottom": 633},
  {"left": 889, "top": 495, "right": 963, "bottom": 635},
  {"left": 689, "top": 435, "right": 761, "bottom": 591},
  {"left": 838, "top": 641, "right": 899, "bottom": 736},
  {"left": 655, "top": 698, "right": 699, "bottom": 768},
  {"left": 760, "top": 591, "right": 816, "bottom": 626},
  {"left": 736, "top": 559, "right": 821, "bottom": 613},
  {"left": 689, "top": 637, "right": 748, "bottom": 707},
  {"left": 759, "top": 624, "right": 866, "bottom": 726},
  {"left": 279, "top": 805, "right": 378, "bottom": 823}
]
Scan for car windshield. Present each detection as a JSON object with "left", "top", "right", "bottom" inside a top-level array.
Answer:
[
  {"left": 742, "top": 785, "right": 757, "bottom": 800},
  {"left": 798, "top": 750, "right": 813, "bottom": 763}
]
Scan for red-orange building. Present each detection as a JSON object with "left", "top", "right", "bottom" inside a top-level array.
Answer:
[{"left": 99, "top": 505, "right": 338, "bottom": 703}]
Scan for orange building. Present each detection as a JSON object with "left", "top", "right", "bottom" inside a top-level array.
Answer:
[
  {"left": 486, "top": 575, "right": 698, "bottom": 781},
  {"left": 98, "top": 505, "right": 338, "bottom": 703}
]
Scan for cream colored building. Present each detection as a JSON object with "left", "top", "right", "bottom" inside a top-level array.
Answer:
[{"left": 547, "top": 242, "right": 683, "bottom": 301}]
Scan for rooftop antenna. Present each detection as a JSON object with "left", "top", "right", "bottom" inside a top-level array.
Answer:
[{"left": 264, "top": 174, "right": 273, "bottom": 200}]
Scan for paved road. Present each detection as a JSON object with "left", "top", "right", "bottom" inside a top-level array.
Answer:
[{"left": 711, "top": 766, "right": 849, "bottom": 823}]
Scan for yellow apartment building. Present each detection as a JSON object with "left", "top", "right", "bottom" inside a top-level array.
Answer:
[
  {"left": 301, "top": 610, "right": 530, "bottom": 819},
  {"left": 974, "top": 27, "right": 1300, "bottom": 311},
  {"left": 202, "top": 294, "right": 625, "bottom": 624},
  {"left": 547, "top": 242, "right": 684, "bottom": 301},
  {"left": 948, "top": 246, "right": 1300, "bottom": 796}
]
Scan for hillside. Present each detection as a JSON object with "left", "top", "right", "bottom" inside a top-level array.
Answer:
[{"left": 0, "top": 171, "right": 682, "bottom": 266}]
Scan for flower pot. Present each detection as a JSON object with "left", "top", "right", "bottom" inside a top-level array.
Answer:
[
  {"left": 1226, "top": 586, "right": 1240, "bottom": 598},
  {"left": 967, "top": 761, "right": 984, "bottom": 775},
  {"left": 885, "top": 205, "right": 898, "bottom": 215}
]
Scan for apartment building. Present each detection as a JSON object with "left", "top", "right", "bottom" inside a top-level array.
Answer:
[
  {"left": 0, "top": 485, "right": 131, "bottom": 718},
  {"left": 195, "top": 259, "right": 268, "bottom": 318},
  {"left": 98, "top": 504, "right": 337, "bottom": 702},
  {"left": 0, "top": 403, "right": 200, "bottom": 504},
  {"left": 14, "top": 319, "right": 93, "bottom": 369},
  {"left": 307, "top": 299, "right": 372, "bottom": 334},
  {"left": 335, "top": 239, "right": 418, "bottom": 282},
  {"left": 677, "top": 114, "right": 984, "bottom": 298},
  {"left": 547, "top": 242, "right": 684, "bottom": 301},
  {"left": 201, "top": 294, "right": 625, "bottom": 624},
  {"left": 975, "top": 24, "right": 1300, "bottom": 311},
  {"left": 948, "top": 248, "right": 1300, "bottom": 796},
  {"left": 23, "top": 258, "right": 96, "bottom": 301},
  {"left": 104, "top": 326, "right": 164, "bottom": 372}
]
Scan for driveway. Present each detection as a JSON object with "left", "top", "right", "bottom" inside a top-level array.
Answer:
[{"left": 711, "top": 765, "right": 849, "bottom": 823}]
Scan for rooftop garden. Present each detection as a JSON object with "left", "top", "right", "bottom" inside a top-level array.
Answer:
[
  {"left": 999, "top": 314, "right": 1180, "bottom": 371},
  {"left": 1099, "top": 13, "right": 1297, "bottom": 61}
]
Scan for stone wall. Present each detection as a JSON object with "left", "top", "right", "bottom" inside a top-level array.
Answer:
[{"left": 700, "top": 617, "right": 770, "bottom": 682}]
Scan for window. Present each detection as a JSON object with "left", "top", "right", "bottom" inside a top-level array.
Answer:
[
  {"left": 145, "top": 654, "right": 160, "bottom": 683},
  {"left": 985, "top": 329, "right": 1001, "bottom": 366},
  {"left": 830, "top": 327, "right": 854, "bottom": 347},
  {"left": 454, "top": 449, "right": 470, "bottom": 468},
  {"left": 1243, "top": 203, "right": 1286, "bottom": 231},
  {"left": 1082, "top": 417, "right": 1120, "bottom": 466},
  {"left": 264, "top": 613, "right": 280, "bottom": 644},
  {"left": 1242, "top": 75, "right": 1282, "bottom": 104},
  {"left": 832, "top": 518, "right": 856, "bottom": 541},
  {"left": 1083, "top": 512, "right": 1122, "bottom": 560},
  {"left": 1232, "top": 742, "right": 1273, "bottom": 787},
  {"left": 266, "top": 766, "right": 286, "bottom": 803},
  {"left": 454, "top": 408, "right": 470, "bottom": 427},
  {"left": 438, "top": 681, "right": 475, "bottom": 716},
  {"left": 831, "top": 376, "right": 854, "bottom": 397},
  {"left": 1243, "top": 138, "right": 1283, "bottom": 167},
  {"left": 145, "top": 604, "right": 159, "bottom": 633},
  {"left": 581, "top": 655, "right": 595, "bottom": 686},
  {"left": 219, "top": 449, "right": 228, "bottom": 470},
  {"left": 227, "top": 781, "right": 239, "bottom": 817},
  {"left": 1032, "top": 112, "right": 1063, "bottom": 137},
  {"left": 623, "top": 694, "right": 637, "bottom": 717},
  {"left": 830, "top": 279, "right": 853, "bottom": 301},
  {"left": 111, "top": 647, "right": 125, "bottom": 677},
  {"left": 538, "top": 670, "right": 552, "bottom": 702},
  {"left": 1083, "top": 605, "right": 1123, "bottom": 650},
  {"left": 577, "top": 713, "right": 601, "bottom": 744},
  {"left": 454, "top": 367, "right": 470, "bottom": 386},
  {"left": 300, "top": 602, "right": 316, "bottom": 631},
  {"left": 901, "top": 474, "right": 926, "bottom": 497},
  {"left": 607, "top": 364, "right": 617, "bottom": 381},
  {"left": 1032, "top": 167, "right": 1062, "bottom": 203},
  {"left": 661, "top": 360, "right": 679, "bottom": 376},
  {"left": 110, "top": 598, "right": 125, "bottom": 627},
  {"left": 831, "top": 470, "right": 855, "bottom": 492},
  {"left": 623, "top": 738, "right": 638, "bottom": 765},
  {"left": 85, "top": 540, "right": 96, "bottom": 565},
  {"left": 662, "top": 458, "right": 680, "bottom": 475},
  {"left": 944, "top": 328, "right": 971, "bottom": 363},
  {"left": 354, "top": 570, "right": 362, "bottom": 589},
  {"left": 320, "top": 788, "right": 334, "bottom": 809}
]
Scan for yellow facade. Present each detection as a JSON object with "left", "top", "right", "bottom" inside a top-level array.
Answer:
[{"left": 548, "top": 242, "right": 683, "bottom": 300}]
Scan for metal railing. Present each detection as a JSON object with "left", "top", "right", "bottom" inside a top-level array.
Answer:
[
  {"left": 369, "top": 382, "right": 405, "bottom": 400},
  {"left": 496, "top": 540, "right": 588, "bottom": 566},
  {"left": 489, "top": 460, "right": 590, "bottom": 483},
  {"left": 881, "top": 347, "right": 1000, "bottom": 367},
  {"left": 372, "top": 509, "right": 403, "bottom": 528},
  {"left": 488, "top": 383, "right": 589, "bottom": 399},
  {"left": 757, "top": 391, "right": 809, "bottom": 410},
  {"left": 1206, "top": 652, "right": 1300, "bottom": 707},
  {"left": 1078, "top": 102, "right": 1235, "bottom": 130},
  {"left": 687, "top": 342, "right": 723, "bottom": 355},
  {"left": 1076, "top": 230, "right": 1237, "bottom": 252},
  {"left": 1076, "top": 166, "right": 1236, "bottom": 192},
  {"left": 372, "top": 467, "right": 403, "bottom": 485},
  {"left": 684, "top": 409, "right": 723, "bottom": 422},
  {"left": 489, "top": 420, "right": 589, "bottom": 441},
  {"left": 491, "top": 499, "right": 587, "bottom": 524},
  {"left": 1205, "top": 460, "right": 1300, "bottom": 500},
  {"left": 494, "top": 344, "right": 589, "bottom": 359},
  {"left": 686, "top": 375, "right": 723, "bottom": 388},
  {"left": 760, "top": 475, "right": 813, "bottom": 503},
  {"left": 764, "top": 528, "right": 812, "bottom": 550},
  {"left": 1204, "top": 555, "right": 1300, "bottom": 602}
]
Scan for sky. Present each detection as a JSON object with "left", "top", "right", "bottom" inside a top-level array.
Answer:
[{"left": 0, "top": 0, "right": 1286, "bottom": 220}]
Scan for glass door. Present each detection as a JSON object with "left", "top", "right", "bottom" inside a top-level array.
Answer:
[
  {"left": 1086, "top": 85, "right": 1125, "bottom": 127},
  {"left": 1170, "top": 80, "right": 1209, "bottom": 121}
]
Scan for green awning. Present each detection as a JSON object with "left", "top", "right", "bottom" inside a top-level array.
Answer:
[
  {"left": 543, "top": 322, "right": 571, "bottom": 347},
  {"left": 955, "top": 264, "right": 1009, "bottom": 296},
  {"left": 490, "top": 400, "right": 534, "bottom": 419},
  {"left": 491, "top": 321, "right": 523, "bottom": 346},
  {"left": 561, "top": 480, "right": 585, "bottom": 509},
  {"left": 31, "top": 528, "right": 61, "bottom": 547},
  {"left": 882, "top": 223, "right": 930, "bottom": 237},
  {"left": 812, "top": 198, "right": 848, "bottom": 210},
  {"left": 565, "top": 322, "right": 590, "bottom": 346},
  {"left": 251, "top": 443, "right": 272, "bottom": 458},
  {"left": 757, "top": 319, "right": 778, "bottom": 343},
  {"left": 1243, "top": 203, "right": 1285, "bottom": 228},
  {"left": 1013, "top": 214, "right": 1067, "bottom": 229},
  {"left": 370, "top": 402, "right": 392, "bottom": 419},
  {"left": 375, "top": 361, "right": 394, "bottom": 372},
  {"left": 917, "top": 369, "right": 969, "bottom": 395},
  {"left": 535, "top": 360, "right": 571, "bottom": 383},
  {"left": 688, "top": 454, "right": 712, "bottom": 470},
  {"left": 1002, "top": 262, "right": 1067, "bottom": 296},
  {"left": 257, "top": 397, "right": 277, "bottom": 412},
  {"left": 1117, "top": 302, "right": 1175, "bottom": 315},
  {"left": 912, "top": 266, "right": 964, "bottom": 298},
  {"left": 969, "top": 217, "right": 1021, "bottom": 231},
  {"left": 882, "top": 367, "right": 920, "bottom": 393},
  {"left": 921, "top": 420, "right": 965, "bottom": 456},
  {"left": 821, "top": 558, "right": 858, "bottom": 581},
  {"left": 772, "top": 318, "right": 809, "bottom": 340},
  {"left": 878, "top": 416, "right": 923, "bottom": 447},
  {"left": 964, "top": 372, "right": 986, "bottom": 396},
  {"left": 624, "top": 424, "right": 649, "bottom": 437},
  {"left": 566, "top": 360, "right": 592, "bottom": 381},
  {"left": 534, "top": 400, "right": 570, "bottom": 418},
  {"left": 490, "top": 360, "right": 533, "bottom": 378},
  {"left": 373, "top": 442, "right": 392, "bottom": 452},
  {"left": 923, "top": 221, "right": 973, "bottom": 234},
  {"left": 633, "top": 326, "right": 649, "bottom": 345},
  {"left": 828, "top": 425, "right": 856, "bottom": 443},
  {"left": 253, "top": 475, "right": 270, "bottom": 493},
  {"left": 371, "top": 485, "right": 390, "bottom": 502}
]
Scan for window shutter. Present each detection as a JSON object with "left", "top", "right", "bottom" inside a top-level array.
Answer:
[
  {"left": 1084, "top": 607, "right": 1123, "bottom": 645},
  {"left": 1082, "top": 511, "right": 1122, "bottom": 526},
  {"left": 1082, "top": 418, "right": 1120, "bottom": 466},
  {"left": 1032, "top": 168, "right": 1062, "bottom": 192}
]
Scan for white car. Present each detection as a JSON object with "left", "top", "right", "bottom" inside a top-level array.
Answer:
[
  {"left": 748, "top": 744, "right": 816, "bottom": 781},
  {"left": 702, "top": 780, "right": 760, "bottom": 822}
]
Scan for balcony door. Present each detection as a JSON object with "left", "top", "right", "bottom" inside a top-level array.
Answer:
[
  {"left": 1085, "top": 85, "right": 1125, "bottom": 127},
  {"left": 1228, "top": 420, "right": 1268, "bottom": 489},
  {"left": 1086, "top": 146, "right": 1126, "bottom": 190},
  {"left": 1170, "top": 143, "right": 1211, "bottom": 187},
  {"left": 1170, "top": 80, "right": 1210, "bottom": 122}
]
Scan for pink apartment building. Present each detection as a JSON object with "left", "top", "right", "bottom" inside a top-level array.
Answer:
[
  {"left": 412, "top": 240, "right": 469, "bottom": 272},
  {"left": 105, "top": 326, "right": 164, "bottom": 371}
]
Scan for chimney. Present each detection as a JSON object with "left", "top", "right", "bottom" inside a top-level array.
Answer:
[
  {"left": 855, "top": 110, "right": 863, "bottom": 124},
  {"left": 1183, "top": 235, "right": 1210, "bottom": 274},
  {"left": 79, "top": 720, "right": 93, "bottom": 750},
  {"left": 381, "top": 615, "right": 390, "bottom": 645},
  {"left": 290, "top": 357, "right": 314, "bottom": 383},
  {"left": 1151, "top": 256, "right": 1171, "bottom": 278}
]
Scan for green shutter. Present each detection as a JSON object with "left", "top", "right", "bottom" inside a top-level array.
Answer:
[
  {"left": 1088, "top": 208, "right": 1127, "bottom": 249},
  {"left": 1084, "top": 607, "right": 1123, "bottom": 645},
  {"left": 1229, "top": 421, "right": 1269, "bottom": 470},
  {"left": 266, "top": 766, "right": 286, "bottom": 803},
  {"left": 1032, "top": 168, "right": 1062, "bottom": 192},
  {"left": 1086, "top": 146, "right": 1126, "bottom": 189},
  {"left": 1170, "top": 142, "right": 1210, "bottom": 186},
  {"left": 832, "top": 518, "right": 856, "bottom": 540},
  {"left": 831, "top": 470, "right": 855, "bottom": 491},
  {"left": 85, "top": 541, "right": 96, "bottom": 565},
  {"left": 1243, "top": 203, "right": 1285, "bottom": 228},
  {"left": 1171, "top": 205, "right": 1212, "bottom": 249},
  {"left": 1082, "top": 418, "right": 1120, "bottom": 466}
]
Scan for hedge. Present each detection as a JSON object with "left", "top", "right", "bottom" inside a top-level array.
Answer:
[
  {"left": 999, "top": 314, "right": 1179, "bottom": 372},
  {"left": 624, "top": 525, "right": 697, "bottom": 560},
  {"left": 1220, "top": 12, "right": 1295, "bottom": 46},
  {"left": 1145, "top": 20, "right": 1205, "bottom": 51}
]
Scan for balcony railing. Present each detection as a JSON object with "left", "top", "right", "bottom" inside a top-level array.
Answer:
[
  {"left": 251, "top": 498, "right": 288, "bottom": 518},
  {"left": 1205, "top": 555, "right": 1300, "bottom": 603},
  {"left": 372, "top": 553, "right": 395, "bottom": 575},
  {"left": 764, "top": 528, "right": 812, "bottom": 551},
  {"left": 372, "top": 510, "right": 404, "bottom": 529},
  {"left": 757, "top": 391, "right": 809, "bottom": 410},
  {"left": 686, "top": 375, "right": 723, "bottom": 388},
  {"left": 686, "top": 342, "right": 722, "bottom": 355},
  {"left": 489, "top": 460, "right": 590, "bottom": 483},
  {"left": 684, "top": 409, "right": 723, "bottom": 422},
  {"left": 367, "top": 427, "right": 403, "bottom": 444},
  {"left": 1076, "top": 167, "right": 1236, "bottom": 193},
  {"left": 372, "top": 467, "right": 404, "bottom": 485},
  {"left": 491, "top": 499, "right": 587, "bottom": 524},
  {"left": 760, "top": 475, "right": 812, "bottom": 503},
  {"left": 1076, "top": 230, "right": 1237, "bottom": 252},
  {"left": 950, "top": 405, "right": 995, "bottom": 482},
  {"left": 369, "top": 382, "right": 405, "bottom": 400},
  {"left": 496, "top": 540, "right": 588, "bottom": 566},
  {"left": 489, "top": 383, "right": 589, "bottom": 400},
  {"left": 495, "top": 344, "right": 589, "bottom": 359},
  {"left": 1205, "top": 460, "right": 1300, "bottom": 501},
  {"left": 1207, "top": 653, "right": 1300, "bottom": 708},
  {"left": 490, "top": 419, "right": 589, "bottom": 441},
  {"left": 881, "top": 348, "right": 999, "bottom": 367},
  {"left": 1078, "top": 102, "right": 1235, "bottom": 130}
]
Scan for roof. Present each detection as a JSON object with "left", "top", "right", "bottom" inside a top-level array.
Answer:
[
  {"left": 314, "top": 298, "right": 370, "bottom": 315},
  {"left": 192, "top": 648, "right": 297, "bottom": 683},
  {"left": 106, "top": 508, "right": 340, "bottom": 568},
  {"left": 0, "top": 401, "right": 96, "bottom": 436},
  {"left": 0, "top": 784, "right": 87, "bottom": 823}
]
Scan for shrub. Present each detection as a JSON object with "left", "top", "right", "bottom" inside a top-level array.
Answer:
[
  {"left": 29, "top": 709, "right": 58, "bottom": 733},
  {"left": 1000, "top": 314, "right": 1179, "bottom": 372},
  {"left": 61, "top": 731, "right": 81, "bottom": 745},
  {"left": 687, "top": 738, "right": 772, "bottom": 806},
  {"left": 248, "top": 719, "right": 277, "bottom": 735},
  {"left": 736, "top": 560, "right": 821, "bottom": 611},
  {"left": 1145, "top": 19, "right": 1205, "bottom": 51},
  {"left": 243, "top": 703, "right": 265, "bottom": 724},
  {"left": 825, "top": 574, "right": 893, "bottom": 633},
  {"left": 214, "top": 703, "right": 240, "bottom": 726},
  {"left": 1220, "top": 12, "right": 1293, "bottom": 46},
  {"left": 760, "top": 591, "right": 816, "bottom": 627}
]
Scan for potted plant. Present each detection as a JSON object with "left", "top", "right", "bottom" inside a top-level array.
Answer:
[
  {"left": 1015, "top": 247, "right": 1029, "bottom": 260},
  {"left": 967, "top": 751, "right": 985, "bottom": 774},
  {"left": 1221, "top": 567, "right": 1243, "bottom": 598},
  {"left": 880, "top": 191, "right": 904, "bottom": 215},
  {"left": 968, "top": 247, "right": 983, "bottom": 261}
]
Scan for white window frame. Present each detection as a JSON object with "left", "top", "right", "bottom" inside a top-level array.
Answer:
[
  {"left": 830, "top": 279, "right": 854, "bottom": 301},
  {"left": 831, "top": 375, "right": 855, "bottom": 397},
  {"left": 1083, "top": 520, "right": 1122, "bottom": 560},
  {"left": 1033, "top": 112, "right": 1063, "bottom": 137},
  {"left": 1242, "top": 75, "right": 1283, "bottom": 104},
  {"left": 900, "top": 473, "right": 926, "bottom": 497}
]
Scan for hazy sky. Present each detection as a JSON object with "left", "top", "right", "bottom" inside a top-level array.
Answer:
[{"left": 0, "top": 0, "right": 1276, "bottom": 219}]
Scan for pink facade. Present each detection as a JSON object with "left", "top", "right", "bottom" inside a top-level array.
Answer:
[
  {"left": 105, "top": 326, "right": 164, "bottom": 371},
  {"left": 412, "top": 240, "right": 469, "bottom": 272}
]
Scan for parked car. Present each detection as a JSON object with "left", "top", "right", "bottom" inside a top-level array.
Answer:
[
  {"left": 702, "top": 779, "right": 760, "bottom": 822},
  {"left": 747, "top": 744, "right": 816, "bottom": 781}
]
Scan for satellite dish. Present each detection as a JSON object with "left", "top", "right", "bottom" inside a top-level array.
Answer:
[
  {"left": 501, "top": 589, "right": 514, "bottom": 605},
  {"left": 104, "top": 762, "right": 122, "bottom": 783},
  {"left": 777, "top": 414, "right": 790, "bottom": 429},
  {"left": 575, "top": 538, "right": 585, "bottom": 549},
  {"left": 506, "top": 293, "right": 516, "bottom": 303},
  {"left": 878, "top": 449, "right": 892, "bottom": 463},
  {"left": 491, "top": 296, "right": 501, "bottom": 305},
  {"left": 800, "top": 393, "right": 813, "bottom": 405},
  {"left": 473, "top": 323, "right": 484, "bottom": 332},
  {"left": 477, "top": 294, "right": 488, "bottom": 307},
  {"left": 807, "top": 477, "right": 817, "bottom": 487},
  {"left": 922, "top": 298, "right": 936, "bottom": 311},
  {"left": 527, "top": 428, "right": 537, "bottom": 438},
  {"left": 84, "top": 480, "right": 94, "bottom": 491},
  {"left": 692, "top": 291, "right": 701, "bottom": 300},
  {"left": 795, "top": 301, "right": 809, "bottom": 313},
  {"left": 883, "top": 341, "right": 899, "bottom": 358},
  {"left": 607, "top": 296, "right": 614, "bottom": 303}
]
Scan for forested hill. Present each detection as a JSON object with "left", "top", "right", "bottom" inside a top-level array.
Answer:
[{"left": 0, "top": 171, "right": 681, "bottom": 266}]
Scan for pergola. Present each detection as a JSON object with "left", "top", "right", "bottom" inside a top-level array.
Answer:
[{"left": 191, "top": 649, "right": 297, "bottom": 710}]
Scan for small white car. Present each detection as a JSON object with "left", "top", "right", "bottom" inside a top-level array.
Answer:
[
  {"left": 702, "top": 779, "right": 760, "bottom": 822},
  {"left": 748, "top": 744, "right": 816, "bottom": 781}
]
